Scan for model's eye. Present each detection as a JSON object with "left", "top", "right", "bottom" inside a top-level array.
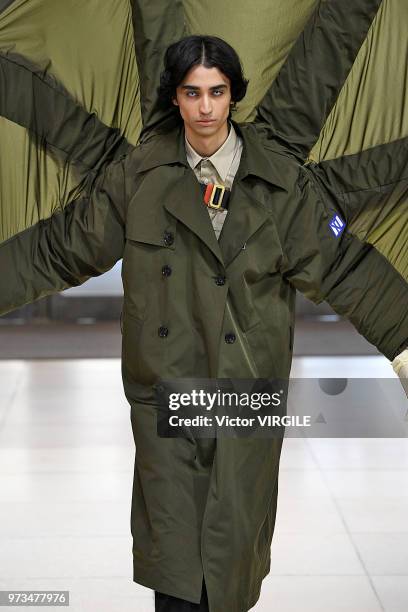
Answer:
[
  {"left": 213, "top": 89, "right": 224, "bottom": 96},
  {"left": 186, "top": 91, "right": 198, "bottom": 97}
]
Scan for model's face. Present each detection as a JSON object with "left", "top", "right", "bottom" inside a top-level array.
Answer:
[{"left": 173, "top": 64, "right": 232, "bottom": 139}]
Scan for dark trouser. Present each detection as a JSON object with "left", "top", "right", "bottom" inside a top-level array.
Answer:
[{"left": 155, "top": 578, "right": 209, "bottom": 611}]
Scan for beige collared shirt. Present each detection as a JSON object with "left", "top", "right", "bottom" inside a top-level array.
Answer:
[{"left": 185, "top": 123, "right": 243, "bottom": 240}]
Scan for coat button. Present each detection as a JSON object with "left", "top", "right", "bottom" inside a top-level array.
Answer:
[
  {"left": 162, "top": 265, "right": 172, "bottom": 277},
  {"left": 158, "top": 326, "right": 169, "bottom": 338},
  {"left": 214, "top": 275, "right": 226, "bottom": 286},
  {"left": 163, "top": 231, "right": 174, "bottom": 246},
  {"left": 225, "top": 333, "right": 236, "bottom": 344}
]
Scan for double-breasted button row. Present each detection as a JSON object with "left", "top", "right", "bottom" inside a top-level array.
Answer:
[
  {"left": 214, "top": 275, "right": 226, "bottom": 286},
  {"left": 162, "top": 265, "right": 172, "bottom": 277},
  {"left": 158, "top": 326, "right": 169, "bottom": 338},
  {"left": 159, "top": 257, "right": 172, "bottom": 336},
  {"left": 158, "top": 260, "right": 226, "bottom": 340},
  {"left": 163, "top": 231, "right": 174, "bottom": 246}
]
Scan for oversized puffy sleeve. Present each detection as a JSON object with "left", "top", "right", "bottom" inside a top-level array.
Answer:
[
  {"left": 270, "top": 156, "right": 407, "bottom": 363},
  {"left": 0, "top": 1, "right": 140, "bottom": 315},
  {"left": 0, "top": 153, "right": 130, "bottom": 315},
  {"left": 0, "top": 0, "right": 187, "bottom": 319},
  {"left": 254, "top": 0, "right": 407, "bottom": 372}
]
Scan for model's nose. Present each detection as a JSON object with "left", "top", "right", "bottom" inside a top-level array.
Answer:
[{"left": 199, "top": 95, "right": 212, "bottom": 115}]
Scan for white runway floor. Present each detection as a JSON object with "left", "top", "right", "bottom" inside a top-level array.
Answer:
[{"left": 0, "top": 356, "right": 407, "bottom": 612}]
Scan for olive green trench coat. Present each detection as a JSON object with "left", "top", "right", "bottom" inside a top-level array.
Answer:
[
  {"left": 121, "top": 121, "right": 407, "bottom": 611},
  {"left": 1, "top": 118, "right": 406, "bottom": 611}
]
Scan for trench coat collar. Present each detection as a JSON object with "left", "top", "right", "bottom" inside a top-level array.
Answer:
[
  {"left": 137, "top": 121, "right": 288, "bottom": 268},
  {"left": 137, "top": 120, "right": 286, "bottom": 187}
]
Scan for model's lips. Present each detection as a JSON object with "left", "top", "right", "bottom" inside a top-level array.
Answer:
[{"left": 197, "top": 119, "right": 216, "bottom": 124}]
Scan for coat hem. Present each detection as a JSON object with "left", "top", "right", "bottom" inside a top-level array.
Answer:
[
  {"left": 133, "top": 563, "right": 203, "bottom": 604},
  {"left": 133, "top": 562, "right": 269, "bottom": 612},
  {"left": 245, "top": 556, "right": 271, "bottom": 611}
]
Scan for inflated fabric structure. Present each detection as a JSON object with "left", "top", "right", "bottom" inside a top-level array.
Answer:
[
  {"left": 0, "top": 0, "right": 407, "bottom": 285},
  {"left": 0, "top": 1, "right": 407, "bottom": 610}
]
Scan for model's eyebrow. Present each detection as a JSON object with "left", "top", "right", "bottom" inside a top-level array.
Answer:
[{"left": 181, "top": 84, "right": 228, "bottom": 91}]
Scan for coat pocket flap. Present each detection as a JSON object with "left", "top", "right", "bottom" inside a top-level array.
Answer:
[{"left": 125, "top": 203, "right": 176, "bottom": 248}]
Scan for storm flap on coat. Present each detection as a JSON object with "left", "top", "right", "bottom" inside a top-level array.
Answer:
[{"left": 0, "top": 1, "right": 407, "bottom": 611}]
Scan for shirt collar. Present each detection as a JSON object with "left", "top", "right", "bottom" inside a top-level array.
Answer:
[{"left": 184, "top": 122, "right": 238, "bottom": 182}]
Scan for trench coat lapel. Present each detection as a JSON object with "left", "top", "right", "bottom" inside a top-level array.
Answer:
[
  {"left": 164, "top": 168, "right": 224, "bottom": 266},
  {"left": 136, "top": 122, "right": 287, "bottom": 269},
  {"left": 218, "top": 179, "right": 269, "bottom": 268},
  {"left": 136, "top": 125, "right": 224, "bottom": 266},
  {"left": 219, "top": 123, "right": 288, "bottom": 268}
]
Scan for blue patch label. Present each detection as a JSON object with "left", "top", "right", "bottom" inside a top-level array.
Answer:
[{"left": 329, "top": 214, "right": 346, "bottom": 237}]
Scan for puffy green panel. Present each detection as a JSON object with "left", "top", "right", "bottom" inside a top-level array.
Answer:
[
  {"left": 1, "top": 0, "right": 406, "bottom": 288},
  {"left": 0, "top": 0, "right": 317, "bottom": 147},
  {"left": 0, "top": 0, "right": 140, "bottom": 243},
  {"left": 0, "top": 0, "right": 140, "bottom": 142},
  {"left": 366, "top": 202, "right": 407, "bottom": 281},
  {"left": 349, "top": 193, "right": 408, "bottom": 283},
  {"left": 0, "top": 52, "right": 131, "bottom": 167},
  {"left": 0, "top": 117, "right": 80, "bottom": 243},
  {"left": 183, "top": 0, "right": 318, "bottom": 123},
  {"left": 0, "top": 0, "right": 318, "bottom": 244},
  {"left": 0, "top": 0, "right": 16, "bottom": 12},
  {"left": 255, "top": 0, "right": 383, "bottom": 162},
  {"left": 130, "top": 0, "right": 188, "bottom": 136},
  {"left": 310, "top": 136, "right": 408, "bottom": 282},
  {"left": 350, "top": 184, "right": 408, "bottom": 282},
  {"left": 310, "top": 0, "right": 408, "bottom": 161}
]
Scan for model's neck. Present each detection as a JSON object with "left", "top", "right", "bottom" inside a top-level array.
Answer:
[{"left": 185, "top": 122, "right": 229, "bottom": 157}]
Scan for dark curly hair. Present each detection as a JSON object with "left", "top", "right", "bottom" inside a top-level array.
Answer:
[{"left": 158, "top": 35, "right": 249, "bottom": 114}]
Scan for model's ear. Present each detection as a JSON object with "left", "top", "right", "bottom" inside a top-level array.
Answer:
[{"left": 172, "top": 97, "right": 179, "bottom": 107}]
